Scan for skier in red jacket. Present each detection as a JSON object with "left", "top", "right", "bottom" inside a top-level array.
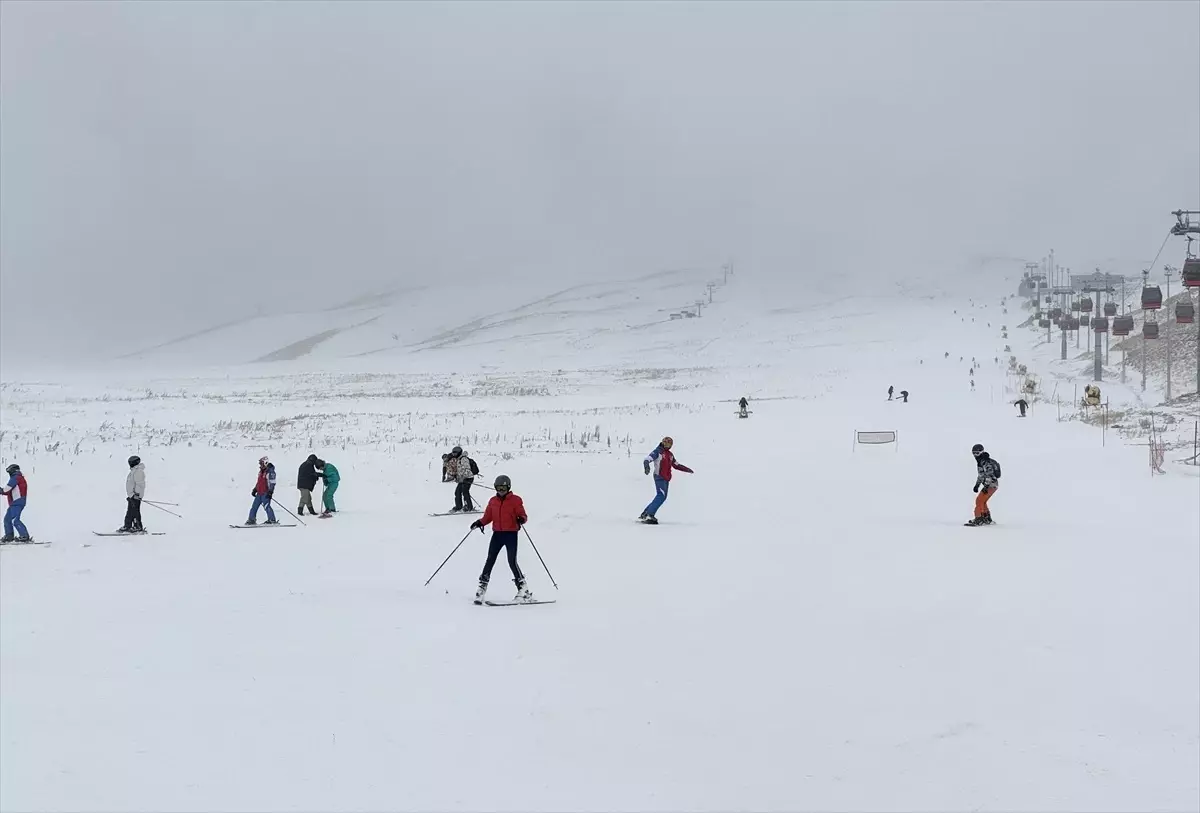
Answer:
[
  {"left": 469, "top": 474, "right": 531, "bottom": 604},
  {"left": 638, "top": 436, "right": 693, "bottom": 524}
]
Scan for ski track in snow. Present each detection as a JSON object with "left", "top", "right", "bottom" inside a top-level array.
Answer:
[{"left": 1, "top": 270, "right": 1198, "bottom": 812}]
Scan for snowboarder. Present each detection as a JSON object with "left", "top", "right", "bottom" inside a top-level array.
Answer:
[
  {"left": 246, "top": 456, "right": 278, "bottom": 525},
  {"left": 967, "top": 444, "right": 1001, "bottom": 526},
  {"left": 1, "top": 463, "right": 30, "bottom": 543},
  {"left": 638, "top": 436, "right": 693, "bottom": 524},
  {"left": 448, "top": 446, "right": 477, "bottom": 513},
  {"left": 315, "top": 459, "right": 340, "bottom": 516},
  {"left": 119, "top": 455, "right": 146, "bottom": 533},
  {"left": 887, "top": 386, "right": 894, "bottom": 401},
  {"left": 296, "top": 454, "right": 320, "bottom": 515},
  {"left": 469, "top": 474, "right": 531, "bottom": 604},
  {"left": 1014, "top": 398, "right": 1028, "bottom": 417},
  {"left": 899, "top": 390, "right": 909, "bottom": 403},
  {"left": 738, "top": 397, "right": 750, "bottom": 417}
]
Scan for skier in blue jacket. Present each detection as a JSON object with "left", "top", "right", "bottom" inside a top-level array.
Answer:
[
  {"left": 1, "top": 463, "right": 31, "bottom": 542},
  {"left": 638, "top": 437, "right": 693, "bottom": 524}
]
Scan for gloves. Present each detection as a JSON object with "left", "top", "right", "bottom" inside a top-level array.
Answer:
[
  {"left": 643, "top": 461, "right": 651, "bottom": 475},
  {"left": 517, "top": 516, "right": 526, "bottom": 526},
  {"left": 132, "top": 493, "right": 141, "bottom": 501},
  {"left": 470, "top": 520, "right": 483, "bottom": 530},
  {"left": 973, "top": 483, "right": 980, "bottom": 493},
  {"left": 251, "top": 488, "right": 257, "bottom": 496},
  {"left": 267, "top": 490, "right": 274, "bottom": 500}
]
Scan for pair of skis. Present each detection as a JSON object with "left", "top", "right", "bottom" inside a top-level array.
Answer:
[
  {"left": 477, "top": 598, "right": 556, "bottom": 607},
  {"left": 429, "top": 510, "right": 482, "bottom": 517}
]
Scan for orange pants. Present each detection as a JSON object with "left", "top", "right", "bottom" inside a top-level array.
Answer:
[{"left": 974, "top": 485, "right": 996, "bottom": 518}]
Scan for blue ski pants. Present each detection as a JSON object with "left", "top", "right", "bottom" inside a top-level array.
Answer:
[
  {"left": 643, "top": 477, "right": 670, "bottom": 517},
  {"left": 4, "top": 500, "right": 28, "bottom": 537},
  {"left": 249, "top": 494, "right": 276, "bottom": 523}
]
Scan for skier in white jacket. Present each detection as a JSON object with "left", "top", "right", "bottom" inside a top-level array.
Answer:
[{"left": 120, "top": 456, "right": 146, "bottom": 533}]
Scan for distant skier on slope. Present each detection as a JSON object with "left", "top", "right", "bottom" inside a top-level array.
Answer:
[
  {"left": 119, "top": 455, "right": 146, "bottom": 533},
  {"left": 966, "top": 444, "right": 1001, "bottom": 526},
  {"left": 1014, "top": 398, "right": 1028, "bottom": 418},
  {"left": 448, "top": 446, "right": 477, "bottom": 513},
  {"left": 469, "top": 474, "right": 531, "bottom": 604},
  {"left": 315, "top": 459, "right": 340, "bottom": 516},
  {"left": 899, "top": 390, "right": 909, "bottom": 403},
  {"left": 738, "top": 397, "right": 750, "bottom": 417},
  {"left": 246, "top": 456, "right": 278, "bottom": 525},
  {"left": 297, "top": 454, "right": 320, "bottom": 516},
  {"left": 887, "top": 386, "right": 894, "bottom": 401},
  {"left": 638, "top": 436, "right": 693, "bottom": 524},
  {"left": 0, "top": 463, "right": 31, "bottom": 543}
]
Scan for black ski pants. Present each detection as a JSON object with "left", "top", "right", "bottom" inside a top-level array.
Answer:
[
  {"left": 455, "top": 478, "right": 474, "bottom": 511},
  {"left": 479, "top": 531, "right": 523, "bottom": 584},
  {"left": 124, "top": 497, "right": 143, "bottom": 530}
]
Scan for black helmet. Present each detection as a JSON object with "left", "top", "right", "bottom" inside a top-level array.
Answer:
[
  {"left": 452, "top": 446, "right": 463, "bottom": 457},
  {"left": 971, "top": 444, "right": 985, "bottom": 456},
  {"left": 4, "top": 464, "right": 18, "bottom": 475},
  {"left": 494, "top": 474, "right": 511, "bottom": 492},
  {"left": 128, "top": 455, "right": 141, "bottom": 468}
]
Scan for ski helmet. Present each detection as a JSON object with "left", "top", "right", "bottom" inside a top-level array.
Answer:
[
  {"left": 494, "top": 474, "right": 511, "bottom": 492},
  {"left": 128, "top": 455, "right": 141, "bottom": 468},
  {"left": 5, "top": 464, "right": 18, "bottom": 475},
  {"left": 259, "top": 456, "right": 270, "bottom": 466},
  {"left": 452, "top": 446, "right": 463, "bottom": 457},
  {"left": 971, "top": 443, "right": 984, "bottom": 456},
  {"left": 661, "top": 436, "right": 674, "bottom": 448}
]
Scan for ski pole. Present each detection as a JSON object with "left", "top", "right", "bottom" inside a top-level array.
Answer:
[
  {"left": 521, "top": 525, "right": 558, "bottom": 590},
  {"left": 142, "top": 500, "right": 183, "bottom": 519},
  {"left": 270, "top": 497, "right": 306, "bottom": 527},
  {"left": 425, "top": 528, "right": 478, "bottom": 586},
  {"left": 142, "top": 500, "right": 180, "bottom": 507}
]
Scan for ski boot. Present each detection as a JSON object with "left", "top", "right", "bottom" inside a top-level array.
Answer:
[
  {"left": 514, "top": 578, "right": 533, "bottom": 603},
  {"left": 448, "top": 506, "right": 462, "bottom": 514},
  {"left": 980, "top": 512, "right": 994, "bottom": 525},
  {"left": 641, "top": 515, "right": 659, "bottom": 525},
  {"left": 0, "top": 534, "right": 14, "bottom": 544},
  {"left": 964, "top": 516, "right": 983, "bottom": 526},
  {"left": 474, "top": 577, "right": 489, "bottom": 605},
  {"left": 116, "top": 526, "right": 133, "bottom": 534},
  {"left": 245, "top": 518, "right": 258, "bottom": 526},
  {"left": 264, "top": 519, "right": 280, "bottom": 525},
  {"left": 15, "top": 536, "right": 32, "bottom": 543}
]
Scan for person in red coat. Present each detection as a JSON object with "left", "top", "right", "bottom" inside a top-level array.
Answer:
[{"left": 469, "top": 474, "right": 531, "bottom": 603}]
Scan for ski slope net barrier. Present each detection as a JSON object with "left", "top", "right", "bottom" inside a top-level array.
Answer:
[{"left": 853, "top": 430, "right": 898, "bottom": 451}]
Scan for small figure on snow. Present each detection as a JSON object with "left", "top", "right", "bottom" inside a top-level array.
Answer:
[
  {"left": 1014, "top": 398, "right": 1028, "bottom": 418},
  {"left": 0, "top": 463, "right": 31, "bottom": 543},
  {"left": 899, "top": 390, "right": 909, "bottom": 403},
  {"left": 738, "top": 396, "right": 750, "bottom": 417},
  {"left": 970, "top": 379, "right": 976, "bottom": 391},
  {"left": 246, "top": 456, "right": 278, "bottom": 525},
  {"left": 447, "top": 446, "right": 477, "bottom": 512},
  {"left": 315, "top": 459, "right": 340, "bottom": 516},
  {"left": 119, "top": 455, "right": 146, "bottom": 533},
  {"left": 470, "top": 475, "right": 531, "bottom": 604},
  {"left": 638, "top": 436, "right": 693, "bottom": 524},
  {"left": 966, "top": 444, "right": 1001, "bottom": 526},
  {"left": 297, "top": 454, "right": 320, "bottom": 515},
  {"left": 441, "top": 453, "right": 453, "bottom": 482},
  {"left": 887, "top": 385, "right": 894, "bottom": 401}
]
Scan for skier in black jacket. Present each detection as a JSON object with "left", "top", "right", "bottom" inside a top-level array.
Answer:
[
  {"left": 967, "top": 444, "right": 1001, "bottom": 525},
  {"left": 297, "top": 454, "right": 320, "bottom": 516}
]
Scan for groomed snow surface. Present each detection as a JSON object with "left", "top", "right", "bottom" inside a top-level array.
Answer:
[{"left": 2, "top": 272, "right": 1198, "bottom": 812}]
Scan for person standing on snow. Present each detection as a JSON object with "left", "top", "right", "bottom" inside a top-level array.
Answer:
[
  {"left": 246, "top": 456, "right": 278, "bottom": 525},
  {"left": 967, "top": 443, "right": 1001, "bottom": 526},
  {"left": 297, "top": 454, "right": 320, "bottom": 516},
  {"left": 887, "top": 386, "right": 894, "bottom": 401},
  {"left": 315, "top": 459, "right": 340, "bottom": 516},
  {"left": 469, "top": 475, "right": 531, "bottom": 604},
  {"left": 638, "top": 436, "right": 693, "bottom": 524},
  {"left": 0, "top": 463, "right": 31, "bottom": 543},
  {"left": 1014, "top": 398, "right": 1028, "bottom": 418},
  {"left": 738, "top": 397, "right": 750, "bottom": 417},
  {"left": 119, "top": 455, "right": 146, "bottom": 533},
  {"left": 448, "top": 446, "right": 477, "bottom": 513}
]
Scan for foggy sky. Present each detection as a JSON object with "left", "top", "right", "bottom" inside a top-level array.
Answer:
[{"left": 2, "top": 0, "right": 1198, "bottom": 365}]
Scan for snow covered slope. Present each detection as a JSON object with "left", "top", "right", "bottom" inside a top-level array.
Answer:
[{"left": 1, "top": 263, "right": 1197, "bottom": 812}]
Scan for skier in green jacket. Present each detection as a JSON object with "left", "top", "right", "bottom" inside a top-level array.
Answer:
[{"left": 315, "top": 459, "right": 340, "bottom": 516}]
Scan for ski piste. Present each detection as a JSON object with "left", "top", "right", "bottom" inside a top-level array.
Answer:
[
  {"left": 93, "top": 531, "right": 167, "bottom": 537},
  {"left": 229, "top": 524, "right": 298, "bottom": 529},
  {"left": 484, "top": 599, "right": 556, "bottom": 607}
]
